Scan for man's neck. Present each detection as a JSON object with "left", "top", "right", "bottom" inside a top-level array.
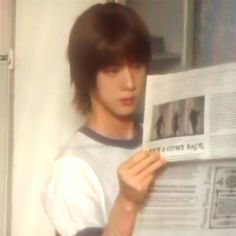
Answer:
[{"left": 88, "top": 111, "right": 137, "bottom": 140}]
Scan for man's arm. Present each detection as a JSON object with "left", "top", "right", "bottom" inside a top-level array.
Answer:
[
  {"left": 102, "top": 150, "right": 166, "bottom": 236},
  {"left": 55, "top": 150, "right": 165, "bottom": 236}
]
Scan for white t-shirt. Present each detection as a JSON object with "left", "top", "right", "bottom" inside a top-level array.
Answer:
[{"left": 42, "top": 126, "right": 142, "bottom": 236}]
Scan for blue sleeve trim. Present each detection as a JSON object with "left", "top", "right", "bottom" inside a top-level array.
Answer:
[{"left": 74, "top": 227, "right": 104, "bottom": 236}]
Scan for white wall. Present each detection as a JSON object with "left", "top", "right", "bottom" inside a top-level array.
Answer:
[
  {"left": 13, "top": 1, "right": 100, "bottom": 236},
  {"left": 0, "top": 1, "right": 14, "bottom": 235}
]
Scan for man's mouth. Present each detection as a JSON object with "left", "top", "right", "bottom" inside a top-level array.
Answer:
[{"left": 120, "top": 97, "right": 135, "bottom": 106}]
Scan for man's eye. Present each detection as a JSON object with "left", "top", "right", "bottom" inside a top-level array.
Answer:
[
  {"left": 105, "top": 67, "right": 120, "bottom": 74},
  {"left": 131, "top": 63, "right": 143, "bottom": 69}
]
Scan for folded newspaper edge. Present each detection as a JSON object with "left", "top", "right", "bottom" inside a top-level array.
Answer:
[{"left": 142, "top": 62, "right": 236, "bottom": 162}]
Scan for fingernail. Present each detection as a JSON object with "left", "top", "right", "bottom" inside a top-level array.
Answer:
[{"left": 161, "top": 157, "right": 167, "bottom": 164}]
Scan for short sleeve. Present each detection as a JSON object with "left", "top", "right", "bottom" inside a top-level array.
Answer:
[{"left": 42, "top": 156, "right": 106, "bottom": 236}]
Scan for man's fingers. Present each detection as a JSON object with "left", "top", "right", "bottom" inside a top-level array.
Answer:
[
  {"left": 125, "top": 149, "right": 150, "bottom": 169},
  {"left": 129, "top": 151, "right": 161, "bottom": 175},
  {"left": 136, "top": 156, "right": 166, "bottom": 181}
]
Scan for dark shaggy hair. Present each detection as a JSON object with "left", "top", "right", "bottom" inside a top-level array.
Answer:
[{"left": 67, "top": 2, "right": 151, "bottom": 114}]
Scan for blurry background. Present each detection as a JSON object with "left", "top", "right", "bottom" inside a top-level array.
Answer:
[
  {"left": 125, "top": 0, "right": 236, "bottom": 73},
  {"left": 194, "top": 0, "right": 236, "bottom": 67},
  {"left": 1, "top": 0, "right": 236, "bottom": 236}
]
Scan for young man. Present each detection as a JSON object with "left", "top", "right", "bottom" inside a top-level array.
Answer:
[{"left": 42, "top": 3, "right": 166, "bottom": 236}]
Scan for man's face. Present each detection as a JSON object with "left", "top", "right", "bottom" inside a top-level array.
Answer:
[{"left": 91, "top": 62, "right": 146, "bottom": 118}]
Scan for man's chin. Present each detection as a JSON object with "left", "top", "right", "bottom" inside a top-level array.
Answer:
[{"left": 110, "top": 109, "right": 136, "bottom": 121}]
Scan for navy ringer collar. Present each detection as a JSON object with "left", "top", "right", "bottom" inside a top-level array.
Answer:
[{"left": 79, "top": 125, "right": 142, "bottom": 149}]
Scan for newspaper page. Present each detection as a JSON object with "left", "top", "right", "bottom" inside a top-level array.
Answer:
[
  {"left": 134, "top": 63, "right": 236, "bottom": 236},
  {"left": 143, "top": 63, "right": 236, "bottom": 162},
  {"left": 134, "top": 159, "right": 236, "bottom": 236}
]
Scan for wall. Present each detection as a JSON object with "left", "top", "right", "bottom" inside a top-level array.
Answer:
[
  {"left": 127, "top": 0, "right": 184, "bottom": 53},
  {"left": 13, "top": 1, "right": 100, "bottom": 236},
  {"left": 0, "top": 0, "right": 13, "bottom": 53},
  {"left": 0, "top": 0, "right": 14, "bottom": 235},
  {"left": 194, "top": 0, "right": 236, "bottom": 67}
]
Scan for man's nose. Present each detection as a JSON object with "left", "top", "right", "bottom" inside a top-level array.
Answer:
[{"left": 121, "top": 66, "right": 135, "bottom": 90}]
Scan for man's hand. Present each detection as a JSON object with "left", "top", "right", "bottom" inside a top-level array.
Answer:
[
  {"left": 117, "top": 150, "right": 166, "bottom": 205},
  {"left": 103, "top": 150, "right": 166, "bottom": 236}
]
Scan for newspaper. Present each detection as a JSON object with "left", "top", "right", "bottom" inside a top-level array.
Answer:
[
  {"left": 143, "top": 63, "right": 236, "bottom": 162},
  {"left": 135, "top": 159, "right": 236, "bottom": 236},
  {"left": 134, "top": 63, "right": 236, "bottom": 236}
]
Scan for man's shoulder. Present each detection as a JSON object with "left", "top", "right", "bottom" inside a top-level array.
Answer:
[
  {"left": 57, "top": 124, "right": 142, "bottom": 163},
  {"left": 59, "top": 130, "right": 103, "bottom": 158}
]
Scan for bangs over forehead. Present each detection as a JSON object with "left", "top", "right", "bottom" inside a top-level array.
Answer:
[
  {"left": 68, "top": 3, "right": 151, "bottom": 70},
  {"left": 92, "top": 5, "right": 151, "bottom": 67}
]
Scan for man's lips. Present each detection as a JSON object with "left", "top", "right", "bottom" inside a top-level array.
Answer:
[{"left": 120, "top": 97, "right": 135, "bottom": 106}]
